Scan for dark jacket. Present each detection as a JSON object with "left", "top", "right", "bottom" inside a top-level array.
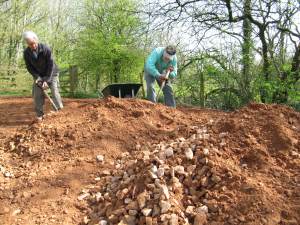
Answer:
[{"left": 23, "top": 43, "right": 59, "bottom": 83}]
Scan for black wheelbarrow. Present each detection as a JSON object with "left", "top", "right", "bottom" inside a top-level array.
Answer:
[{"left": 102, "top": 83, "right": 142, "bottom": 98}]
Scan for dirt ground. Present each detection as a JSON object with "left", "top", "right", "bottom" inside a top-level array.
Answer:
[{"left": 0, "top": 97, "right": 299, "bottom": 225}]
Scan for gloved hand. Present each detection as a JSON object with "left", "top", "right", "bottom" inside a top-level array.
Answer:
[
  {"left": 42, "top": 82, "right": 49, "bottom": 90},
  {"left": 158, "top": 74, "right": 167, "bottom": 82},
  {"left": 35, "top": 77, "right": 42, "bottom": 85},
  {"left": 167, "top": 66, "right": 174, "bottom": 72}
]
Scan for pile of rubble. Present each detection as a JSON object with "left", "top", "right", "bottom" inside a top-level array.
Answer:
[{"left": 82, "top": 123, "right": 230, "bottom": 225}]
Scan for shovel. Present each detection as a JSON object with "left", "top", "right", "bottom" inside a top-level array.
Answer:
[
  {"left": 156, "top": 70, "right": 171, "bottom": 103},
  {"left": 37, "top": 83, "right": 58, "bottom": 111}
]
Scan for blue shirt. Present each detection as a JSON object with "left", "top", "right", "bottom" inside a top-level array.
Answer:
[{"left": 145, "top": 47, "right": 177, "bottom": 79}]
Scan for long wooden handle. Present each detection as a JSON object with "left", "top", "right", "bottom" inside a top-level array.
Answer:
[
  {"left": 156, "top": 70, "right": 171, "bottom": 102},
  {"left": 43, "top": 90, "right": 58, "bottom": 111}
]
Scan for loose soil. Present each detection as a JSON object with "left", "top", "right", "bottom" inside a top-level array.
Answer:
[{"left": 0, "top": 97, "right": 299, "bottom": 225}]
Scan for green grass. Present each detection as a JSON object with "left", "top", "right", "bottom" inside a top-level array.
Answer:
[
  {"left": 62, "top": 91, "right": 100, "bottom": 98},
  {"left": 0, "top": 90, "right": 31, "bottom": 97}
]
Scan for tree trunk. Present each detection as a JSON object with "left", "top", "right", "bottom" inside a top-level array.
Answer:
[
  {"left": 259, "top": 28, "right": 270, "bottom": 80},
  {"left": 241, "top": 0, "right": 252, "bottom": 104},
  {"left": 199, "top": 70, "right": 205, "bottom": 107}
]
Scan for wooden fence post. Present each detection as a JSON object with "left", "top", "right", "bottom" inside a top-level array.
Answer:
[{"left": 69, "top": 65, "right": 78, "bottom": 97}]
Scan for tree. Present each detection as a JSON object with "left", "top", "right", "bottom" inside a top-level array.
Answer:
[{"left": 73, "top": 0, "right": 144, "bottom": 92}]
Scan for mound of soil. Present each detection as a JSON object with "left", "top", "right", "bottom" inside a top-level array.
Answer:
[{"left": 0, "top": 97, "right": 299, "bottom": 225}]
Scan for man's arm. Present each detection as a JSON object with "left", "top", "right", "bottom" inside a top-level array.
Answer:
[
  {"left": 145, "top": 48, "right": 161, "bottom": 77},
  {"left": 24, "top": 52, "right": 39, "bottom": 79},
  {"left": 169, "top": 56, "right": 178, "bottom": 79},
  {"left": 44, "top": 45, "right": 55, "bottom": 83}
]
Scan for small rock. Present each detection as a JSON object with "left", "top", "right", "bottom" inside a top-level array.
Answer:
[
  {"left": 96, "top": 155, "right": 104, "bottom": 162},
  {"left": 124, "top": 198, "right": 132, "bottom": 204},
  {"left": 136, "top": 144, "right": 141, "bottom": 150},
  {"left": 185, "top": 148, "right": 194, "bottom": 160},
  {"left": 157, "top": 167, "right": 165, "bottom": 178},
  {"left": 99, "top": 220, "right": 108, "bottom": 225},
  {"left": 12, "top": 209, "right": 21, "bottom": 216},
  {"left": 123, "top": 215, "right": 136, "bottom": 225},
  {"left": 160, "top": 200, "right": 171, "bottom": 214},
  {"left": 145, "top": 217, "right": 153, "bottom": 225},
  {"left": 160, "top": 184, "right": 170, "bottom": 200},
  {"left": 4, "top": 171, "right": 13, "bottom": 178},
  {"left": 83, "top": 216, "right": 89, "bottom": 224},
  {"left": 152, "top": 204, "right": 160, "bottom": 217},
  {"left": 193, "top": 212, "right": 207, "bottom": 225},
  {"left": 211, "top": 175, "right": 221, "bottom": 183},
  {"left": 78, "top": 193, "right": 90, "bottom": 201},
  {"left": 196, "top": 205, "right": 208, "bottom": 214},
  {"left": 151, "top": 165, "right": 158, "bottom": 173},
  {"left": 128, "top": 210, "right": 138, "bottom": 216},
  {"left": 186, "top": 206, "right": 195, "bottom": 214},
  {"left": 219, "top": 132, "right": 227, "bottom": 138},
  {"left": 126, "top": 201, "right": 139, "bottom": 210},
  {"left": 137, "top": 192, "right": 147, "bottom": 209},
  {"left": 22, "top": 191, "right": 32, "bottom": 198},
  {"left": 203, "top": 148, "right": 209, "bottom": 156},
  {"left": 174, "top": 165, "right": 185, "bottom": 175},
  {"left": 164, "top": 147, "right": 174, "bottom": 158},
  {"left": 187, "top": 165, "right": 196, "bottom": 174},
  {"left": 101, "top": 170, "right": 111, "bottom": 176},
  {"left": 142, "top": 208, "right": 152, "bottom": 217},
  {"left": 169, "top": 214, "right": 178, "bottom": 225},
  {"left": 149, "top": 171, "right": 158, "bottom": 179}
]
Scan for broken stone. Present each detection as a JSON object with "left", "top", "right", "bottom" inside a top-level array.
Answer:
[
  {"left": 145, "top": 217, "right": 153, "bottom": 225},
  {"left": 164, "top": 147, "right": 174, "bottom": 158},
  {"left": 142, "top": 208, "right": 152, "bottom": 217},
  {"left": 149, "top": 171, "right": 158, "bottom": 179},
  {"left": 187, "top": 165, "right": 196, "bottom": 174},
  {"left": 174, "top": 166, "right": 185, "bottom": 175},
  {"left": 95, "top": 192, "right": 102, "bottom": 202},
  {"left": 151, "top": 165, "right": 158, "bottom": 173},
  {"left": 12, "top": 209, "right": 21, "bottom": 216},
  {"left": 103, "top": 193, "right": 110, "bottom": 200},
  {"left": 203, "top": 148, "right": 209, "bottom": 156},
  {"left": 101, "top": 170, "right": 111, "bottom": 176},
  {"left": 160, "top": 200, "right": 171, "bottom": 214},
  {"left": 185, "top": 148, "right": 194, "bottom": 160},
  {"left": 124, "top": 198, "right": 132, "bottom": 204},
  {"left": 96, "top": 154, "right": 104, "bottom": 162},
  {"left": 126, "top": 201, "right": 139, "bottom": 210},
  {"left": 152, "top": 205, "right": 160, "bottom": 217},
  {"left": 83, "top": 216, "right": 89, "bottom": 224},
  {"left": 157, "top": 167, "right": 165, "bottom": 178},
  {"left": 186, "top": 206, "right": 195, "bottom": 215},
  {"left": 128, "top": 210, "right": 138, "bottom": 216},
  {"left": 211, "top": 175, "right": 221, "bottom": 183},
  {"left": 78, "top": 193, "right": 90, "bottom": 201},
  {"left": 193, "top": 212, "right": 207, "bottom": 225},
  {"left": 137, "top": 192, "right": 147, "bottom": 209},
  {"left": 169, "top": 214, "right": 178, "bottom": 225},
  {"left": 4, "top": 171, "right": 13, "bottom": 178},
  {"left": 123, "top": 215, "right": 136, "bottom": 225},
  {"left": 196, "top": 205, "right": 208, "bottom": 214},
  {"left": 136, "top": 144, "right": 141, "bottom": 151},
  {"left": 99, "top": 220, "right": 108, "bottom": 225},
  {"left": 160, "top": 184, "right": 170, "bottom": 200}
]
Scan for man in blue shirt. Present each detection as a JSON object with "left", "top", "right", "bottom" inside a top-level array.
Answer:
[{"left": 144, "top": 46, "right": 177, "bottom": 107}]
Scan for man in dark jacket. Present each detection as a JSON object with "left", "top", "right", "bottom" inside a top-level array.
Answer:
[{"left": 23, "top": 31, "right": 63, "bottom": 120}]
